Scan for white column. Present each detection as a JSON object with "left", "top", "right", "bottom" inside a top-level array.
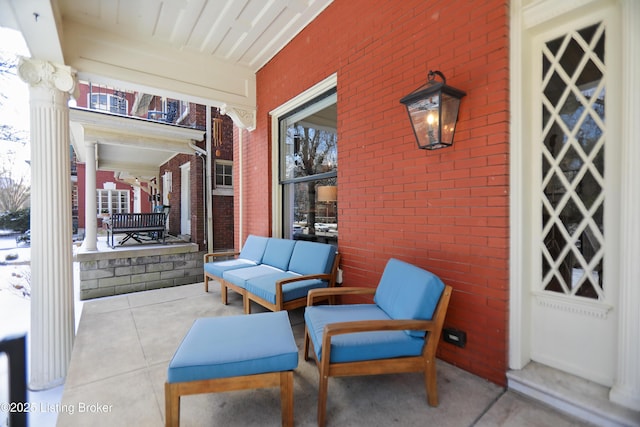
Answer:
[
  {"left": 610, "top": 0, "right": 640, "bottom": 410},
  {"left": 83, "top": 140, "right": 98, "bottom": 251},
  {"left": 18, "top": 57, "right": 76, "bottom": 390}
]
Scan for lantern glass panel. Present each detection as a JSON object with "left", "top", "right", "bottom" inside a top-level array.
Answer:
[
  {"left": 406, "top": 93, "right": 441, "bottom": 149},
  {"left": 440, "top": 93, "right": 462, "bottom": 146}
]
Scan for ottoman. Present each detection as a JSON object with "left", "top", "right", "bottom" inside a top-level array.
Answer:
[{"left": 165, "top": 311, "right": 298, "bottom": 427}]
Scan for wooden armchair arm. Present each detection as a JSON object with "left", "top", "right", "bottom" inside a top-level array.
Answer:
[
  {"left": 323, "top": 319, "right": 437, "bottom": 337},
  {"left": 275, "top": 274, "right": 333, "bottom": 306},
  {"left": 320, "top": 318, "right": 438, "bottom": 365},
  {"left": 203, "top": 251, "right": 240, "bottom": 263},
  {"left": 307, "top": 287, "right": 376, "bottom": 306}
]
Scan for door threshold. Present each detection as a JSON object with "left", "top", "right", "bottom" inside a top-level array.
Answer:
[{"left": 507, "top": 362, "right": 639, "bottom": 427}]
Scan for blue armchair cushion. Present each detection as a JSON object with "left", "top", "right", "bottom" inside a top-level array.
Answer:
[
  {"left": 373, "top": 258, "right": 445, "bottom": 337},
  {"left": 288, "top": 241, "right": 336, "bottom": 275},
  {"left": 168, "top": 311, "right": 298, "bottom": 383},
  {"left": 245, "top": 271, "right": 326, "bottom": 304},
  {"left": 223, "top": 264, "right": 284, "bottom": 289},
  {"left": 304, "top": 304, "right": 425, "bottom": 363},
  {"left": 261, "top": 238, "right": 296, "bottom": 271},
  {"left": 238, "top": 235, "right": 269, "bottom": 263}
]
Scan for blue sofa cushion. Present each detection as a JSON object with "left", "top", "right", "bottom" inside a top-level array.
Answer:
[
  {"left": 373, "top": 258, "right": 445, "bottom": 338},
  {"left": 223, "top": 264, "right": 284, "bottom": 288},
  {"left": 168, "top": 311, "right": 298, "bottom": 383},
  {"left": 204, "top": 259, "right": 257, "bottom": 278},
  {"left": 304, "top": 304, "right": 425, "bottom": 363},
  {"left": 238, "top": 235, "right": 269, "bottom": 263},
  {"left": 261, "top": 238, "right": 296, "bottom": 271},
  {"left": 245, "top": 271, "right": 326, "bottom": 304},
  {"left": 288, "top": 241, "right": 336, "bottom": 276}
]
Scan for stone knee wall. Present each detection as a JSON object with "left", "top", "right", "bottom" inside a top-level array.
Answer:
[{"left": 77, "top": 243, "right": 204, "bottom": 300}]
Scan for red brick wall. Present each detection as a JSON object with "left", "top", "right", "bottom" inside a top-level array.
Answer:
[
  {"left": 247, "top": 0, "right": 510, "bottom": 386},
  {"left": 212, "top": 111, "right": 235, "bottom": 250},
  {"left": 160, "top": 108, "right": 235, "bottom": 251}
]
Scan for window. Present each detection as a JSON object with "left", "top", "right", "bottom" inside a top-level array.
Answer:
[
  {"left": 215, "top": 160, "right": 233, "bottom": 187},
  {"left": 96, "top": 189, "right": 130, "bottom": 215},
  {"left": 278, "top": 89, "right": 337, "bottom": 243},
  {"left": 89, "top": 93, "right": 128, "bottom": 115},
  {"left": 147, "top": 98, "right": 189, "bottom": 124}
]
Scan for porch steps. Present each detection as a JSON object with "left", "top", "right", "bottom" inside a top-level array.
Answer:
[{"left": 507, "top": 362, "right": 639, "bottom": 427}]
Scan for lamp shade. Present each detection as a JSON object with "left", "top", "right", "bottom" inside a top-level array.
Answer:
[
  {"left": 317, "top": 186, "right": 337, "bottom": 202},
  {"left": 400, "top": 70, "right": 466, "bottom": 150}
]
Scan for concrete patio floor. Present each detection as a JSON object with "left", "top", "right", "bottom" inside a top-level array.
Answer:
[{"left": 54, "top": 282, "right": 595, "bottom": 427}]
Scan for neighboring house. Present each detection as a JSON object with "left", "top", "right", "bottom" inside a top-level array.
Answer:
[{"left": 71, "top": 82, "right": 235, "bottom": 251}]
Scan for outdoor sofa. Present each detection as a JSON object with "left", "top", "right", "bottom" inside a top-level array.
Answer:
[{"left": 203, "top": 235, "right": 340, "bottom": 313}]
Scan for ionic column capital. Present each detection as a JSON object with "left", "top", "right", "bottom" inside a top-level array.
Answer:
[{"left": 17, "top": 57, "right": 76, "bottom": 94}]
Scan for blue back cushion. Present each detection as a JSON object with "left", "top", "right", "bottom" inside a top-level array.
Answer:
[
  {"left": 239, "top": 235, "right": 269, "bottom": 263},
  {"left": 373, "top": 258, "right": 445, "bottom": 337},
  {"left": 288, "top": 241, "right": 336, "bottom": 275},
  {"left": 261, "top": 238, "right": 296, "bottom": 271}
]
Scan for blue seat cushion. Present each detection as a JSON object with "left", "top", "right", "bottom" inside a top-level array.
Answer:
[
  {"left": 373, "top": 258, "right": 445, "bottom": 337},
  {"left": 245, "top": 271, "right": 327, "bottom": 304},
  {"left": 261, "top": 238, "right": 296, "bottom": 271},
  {"left": 304, "top": 304, "right": 425, "bottom": 363},
  {"left": 204, "top": 259, "right": 258, "bottom": 278},
  {"left": 223, "top": 264, "right": 284, "bottom": 288},
  {"left": 288, "top": 241, "right": 336, "bottom": 275},
  {"left": 168, "top": 311, "right": 298, "bottom": 383},
  {"left": 239, "top": 235, "right": 269, "bottom": 263}
]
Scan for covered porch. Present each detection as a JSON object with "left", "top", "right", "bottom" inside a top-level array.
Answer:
[
  {"left": 56, "top": 282, "right": 594, "bottom": 427},
  {"left": 1, "top": 0, "right": 639, "bottom": 425}
]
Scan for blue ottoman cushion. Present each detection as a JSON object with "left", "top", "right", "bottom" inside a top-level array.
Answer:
[{"left": 168, "top": 311, "right": 298, "bottom": 383}]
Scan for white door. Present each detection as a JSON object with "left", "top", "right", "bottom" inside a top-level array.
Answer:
[
  {"left": 162, "top": 171, "right": 172, "bottom": 230},
  {"left": 180, "top": 162, "right": 191, "bottom": 236},
  {"left": 133, "top": 186, "right": 141, "bottom": 213},
  {"left": 523, "top": 3, "right": 621, "bottom": 386}
]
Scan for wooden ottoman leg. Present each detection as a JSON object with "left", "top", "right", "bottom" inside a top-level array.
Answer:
[
  {"left": 165, "top": 382, "right": 180, "bottom": 427},
  {"left": 280, "top": 371, "right": 294, "bottom": 427}
]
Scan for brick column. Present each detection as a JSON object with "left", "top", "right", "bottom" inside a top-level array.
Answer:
[{"left": 18, "top": 57, "right": 76, "bottom": 389}]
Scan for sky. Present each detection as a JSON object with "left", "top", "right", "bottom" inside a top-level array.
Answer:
[{"left": 0, "top": 27, "right": 31, "bottom": 182}]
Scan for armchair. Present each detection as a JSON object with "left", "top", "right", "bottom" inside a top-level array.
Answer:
[{"left": 303, "top": 258, "right": 452, "bottom": 426}]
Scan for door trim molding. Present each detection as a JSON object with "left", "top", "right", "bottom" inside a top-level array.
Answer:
[
  {"left": 511, "top": 0, "right": 640, "bottom": 410},
  {"left": 609, "top": 0, "right": 640, "bottom": 410}
]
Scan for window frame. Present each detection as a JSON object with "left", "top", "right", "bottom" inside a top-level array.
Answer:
[
  {"left": 269, "top": 73, "right": 338, "bottom": 238},
  {"left": 214, "top": 159, "right": 233, "bottom": 196},
  {"left": 96, "top": 189, "right": 130, "bottom": 215},
  {"left": 88, "top": 93, "right": 128, "bottom": 115}
]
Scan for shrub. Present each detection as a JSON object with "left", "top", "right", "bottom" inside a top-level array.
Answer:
[{"left": 0, "top": 207, "right": 30, "bottom": 232}]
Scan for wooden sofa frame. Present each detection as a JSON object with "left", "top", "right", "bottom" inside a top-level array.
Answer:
[
  {"left": 303, "top": 284, "right": 453, "bottom": 427},
  {"left": 203, "top": 247, "right": 340, "bottom": 314}
]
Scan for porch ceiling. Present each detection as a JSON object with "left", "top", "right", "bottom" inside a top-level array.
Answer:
[
  {"left": 2, "top": 0, "right": 333, "bottom": 180},
  {"left": 0, "top": 0, "right": 334, "bottom": 118}
]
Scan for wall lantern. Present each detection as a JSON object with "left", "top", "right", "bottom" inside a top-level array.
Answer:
[{"left": 400, "top": 70, "right": 466, "bottom": 150}]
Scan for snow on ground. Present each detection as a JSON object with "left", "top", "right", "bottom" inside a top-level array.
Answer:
[
  {"left": 0, "top": 234, "right": 31, "bottom": 427},
  {"left": 0, "top": 234, "right": 31, "bottom": 338}
]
